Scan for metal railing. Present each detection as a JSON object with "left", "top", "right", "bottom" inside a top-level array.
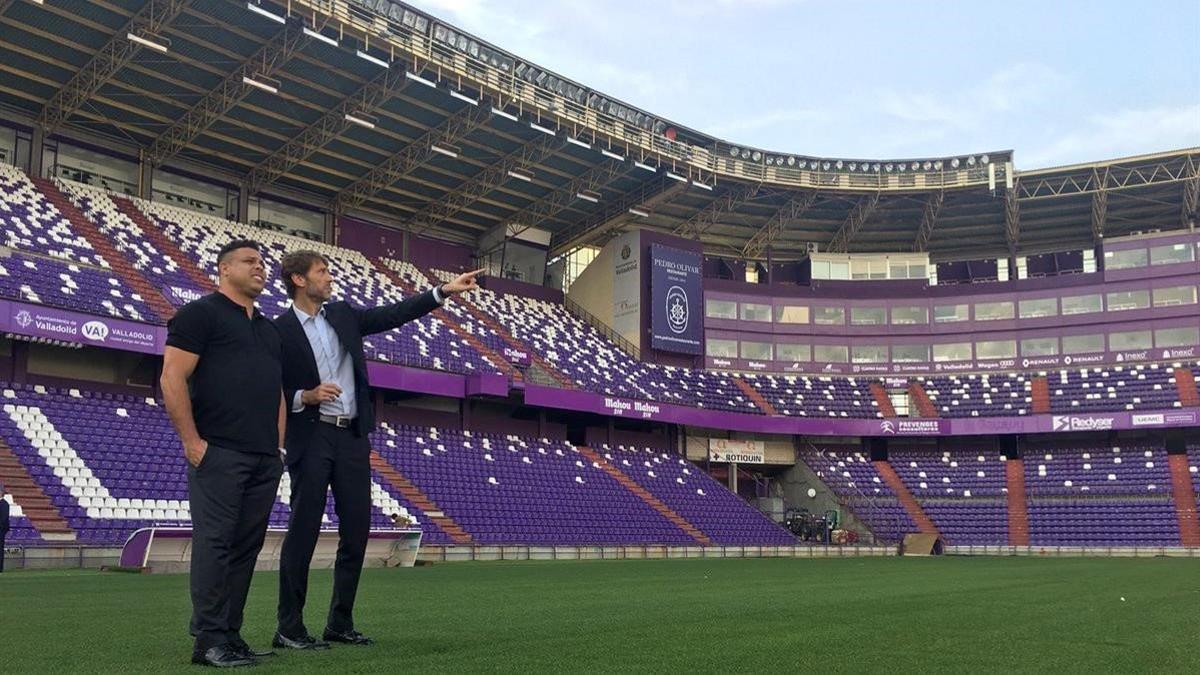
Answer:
[
  {"left": 802, "top": 440, "right": 905, "bottom": 546},
  {"left": 297, "top": 0, "right": 1008, "bottom": 193},
  {"left": 563, "top": 295, "right": 641, "bottom": 360}
]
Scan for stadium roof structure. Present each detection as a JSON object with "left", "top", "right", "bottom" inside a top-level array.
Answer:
[{"left": 0, "top": 0, "right": 1196, "bottom": 261}]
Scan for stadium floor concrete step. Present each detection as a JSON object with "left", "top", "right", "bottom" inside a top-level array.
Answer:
[
  {"left": 368, "top": 451, "right": 473, "bottom": 544},
  {"left": 908, "top": 381, "right": 938, "bottom": 418},
  {"left": 868, "top": 382, "right": 897, "bottom": 417},
  {"left": 33, "top": 178, "right": 176, "bottom": 323},
  {"left": 368, "top": 259, "right": 516, "bottom": 381},
  {"left": 1167, "top": 454, "right": 1200, "bottom": 547},
  {"left": 576, "top": 446, "right": 712, "bottom": 545},
  {"left": 873, "top": 460, "right": 939, "bottom": 536},
  {"left": 0, "top": 439, "right": 76, "bottom": 538},
  {"left": 1031, "top": 377, "right": 1051, "bottom": 414},
  {"left": 1173, "top": 367, "right": 1200, "bottom": 407},
  {"left": 1006, "top": 458, "right": 1030, "bottom": 546},
  {"left": 114, "top": 196, "right": 217, "bottom": 295},
  {"left": 731, "top": 376, "right": 777, "bottom": 415}
]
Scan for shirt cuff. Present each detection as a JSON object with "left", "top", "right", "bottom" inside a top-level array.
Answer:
[
  {"left": 291, "top": 390, "right": 305, "bottom": 413},
  {"left": 432, "top": 285, "right": 447, "bottom": 305}
]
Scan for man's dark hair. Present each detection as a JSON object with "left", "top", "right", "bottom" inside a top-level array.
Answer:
[
  {"left": 217, "top": 239, "right": 262, "bottom": 266},
  {"left": 280, "top": 250, "right": 330, "bottom": 298}
]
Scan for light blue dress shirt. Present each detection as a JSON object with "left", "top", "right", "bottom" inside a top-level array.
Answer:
[
  {"left": 291, "top": 288, "right": 446, "bottom": 417},
  {"left": 291, "top": 304, "right": 358, "bottom": 418}
]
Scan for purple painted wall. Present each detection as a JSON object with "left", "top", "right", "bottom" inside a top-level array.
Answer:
[
  {"left": 410, "top": 233, "right": 474, "bottom": 271},
  {"left": 337, "top": 216, "right": 474, "bottom": 270},
  {"left": 480, "top": 275, "right": 564, "bottom": 304}
]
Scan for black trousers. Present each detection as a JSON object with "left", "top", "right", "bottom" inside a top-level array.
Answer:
[
  {"left": 188, "top": 445, "right": 283, "bottom": 651},
  {"left": 0, "top": 530, "right": 7, "bottom": 572},
  {"left": 277, "top": 423, "right": 372, "bottom": 638}
]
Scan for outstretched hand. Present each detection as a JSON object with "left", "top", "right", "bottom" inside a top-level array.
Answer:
[{"left": 441, "top": 268, "right": 485, "bottom": 296}]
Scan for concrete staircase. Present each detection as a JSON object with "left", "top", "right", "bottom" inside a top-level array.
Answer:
[
  {"left": 113, "top": 196, "right": 217, "bottom": 294},
  {"left": 33, "top": 177, "right": 176, "bottom": 322},
  {"left": 369, "top": 451, "right": 472, "bottom": 545},
  {"left": 907, "top": 381, "right": 938, "bottom": 418},
  {"left": 0, "top": 438, "right": 75, "bottom": 540},
  {"left": 868, "top": 382, "right": 897, "bottom": 417},
  {"left": 1005, "top": 458, "right": 1030, "bottom": 546},
  {"left": 1173, "top": 367, "right": 1200, "bottom": 407},
  {"left": 731, "top": 376, "right": 777, "bottom": 415},
  {"left": 1167, "top": 454, "right": 1200, "bottom": 547},
  {"left": 872, "top": 460, "right": 938, "bottom": 535},
  {"left": 577, "top": 446, "right": 712, "bottom": 545},
  {"left": 1031, "top": 376, "right": 1051, "bottom": 414},
  {"left": 368, "top": 259, "right": 516, "bottom": 381}
]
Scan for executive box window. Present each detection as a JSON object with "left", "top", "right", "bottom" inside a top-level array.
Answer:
[
  {"left": 1109, "top": 330, "right": 1152, "bottom": 351},
  {"left": 813, "top": 345, "right": 848, "bottom": 363},
  {"left": 740, "top": 341, "right": 773, "bottom": 360},
  {"left": 813, "top": 307, "right": 845, "bottom": 325},
  {"left": 850, "top": 307, "right": 887, "bottom": 326},
  {"left": 705, "top": 338, "right": 738, "bottom": 358},
  {"left": 811, "top": 260, "right": 850, "bottom": 280},
  {"left": 776, "top": 343, "right": 812, "bottom": 362},
  {"left": 1018, "top": 298, "right": 1058, "bottom": 319},
  {"left": 976, "top": 340, "right": 1017, "bottom": 359},
  {"left": 739, "top": 303, "right": 772, "bottom": 322},
  {"left": 891, "top": 306, "right": 928, "bottom": 325},
  {"left": 889, "top": 261, "right": 928, "bottom": 279},
  {"left": 892, "top": 344, "right": 930, "bottom": 363},
  {"left": 933, "top": 304, "right": 970, "bottom": 323},
  {"left": 975, "top": 301, "right": 1014, "bottom": 321},
  {"left": 932, "top": 342, "right": 972, "bottom": 362},
  {"left": 851, "top": 345, "right": 888, "bottom": 363},
  {"left": 1105, "top": 248, "right": 1148, "bottom": 270},
  {"left": 1149, "top": 243, "right": 1194, "bottom": 266},
  {"left": 1062, "top": 334, "right": 1105, "bottom": 354},
  {"left": 1155, "top": 327, "right": 1199, "bottom": 348},
  {"left": 775, "top": 305, "right": 810, "bottom": 324},
  {"left": 1106, "top": 290, "right": 1150, "bottom": 311},
  {"left": 1152, "top": 285, "right": 1197, "bottom": 307},
  {"left": 850, "top": 259, "right": 888, "bottom": 280},
  {"left": 1061, "top": 294, "right": 1104, "bottom": 315},
  {"left": 705, "top": 299, "right": 737, "bottom": 320},
  {"left": 1020, "top": 337, "right": 1059, "bottom": 356}
]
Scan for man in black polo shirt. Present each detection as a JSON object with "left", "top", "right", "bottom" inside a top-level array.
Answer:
[{"left": 161, "top": 239, "right": 286, "bottom": 668}]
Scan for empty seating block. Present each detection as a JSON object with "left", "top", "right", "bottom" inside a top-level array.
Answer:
[
  {"left": 797, "top": 446, "right": 916, "bottom": 543},
  {"left": 598, "top": 444, "right": 795, "bottom": 545},
  {"left": 0, "top": 383, "right": 424, "bottom": 544}
]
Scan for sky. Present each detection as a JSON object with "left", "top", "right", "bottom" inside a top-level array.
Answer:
[{"left": 413, "top": 0, "right": 1199, "bottom": 169}]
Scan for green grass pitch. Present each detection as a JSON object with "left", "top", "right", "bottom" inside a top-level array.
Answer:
[{"left": 0, "top": 556, "right": 1195, "bottom": 672}]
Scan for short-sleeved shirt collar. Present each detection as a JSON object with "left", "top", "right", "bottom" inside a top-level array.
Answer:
[{"left": 214, "top": 290, "right": 264, "bottom": 319}]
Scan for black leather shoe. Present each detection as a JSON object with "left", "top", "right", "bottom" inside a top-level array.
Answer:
[
  {"left": 323, "top": 628, "right": 374, "bottom": 645},
  {"left": 191, "top": 644, "right": 256, "bottom": 667},
  {"left": 231, "top": 640, "right": 276, "bottom": 659},
  {"left": 271, "top": 632, "right": 331, "bottom": 650}
]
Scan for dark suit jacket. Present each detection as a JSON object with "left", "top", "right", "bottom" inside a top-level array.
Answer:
[
  {"left": 275, "top": 291, "right": 440, "bottom": 466},
  {"left": 0, "top": 499, "right": 9, "bottom": 535}
]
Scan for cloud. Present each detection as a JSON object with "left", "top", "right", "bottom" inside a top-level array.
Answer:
[
  {"left": 706, "top": 108, "right": 828, "bottom": 138},
  {"left": 1019, "top": 103, "right": 1200, "bottom": 168}
]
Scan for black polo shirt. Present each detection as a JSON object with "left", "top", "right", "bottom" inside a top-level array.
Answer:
[{"left": 166, "top": 292, "right": 282, "bottom": 455}]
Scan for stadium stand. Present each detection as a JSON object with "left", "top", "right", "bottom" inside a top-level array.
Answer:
[
  {"left": 796, "top": 445, "right": 916, "bottom": 543},
  {"left": 0, "top": 382, "right": 794, "bottom": 547},
  {"left": 136, "top": 198, "right": 502, "bottom": 375}
]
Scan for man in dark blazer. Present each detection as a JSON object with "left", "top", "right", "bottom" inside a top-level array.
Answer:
[
  {"left": 273, "top": 250, "right": 481, "bottom": 649},
  {"left": 0, "top": 484, "right": 10, "bottom": 573}
]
